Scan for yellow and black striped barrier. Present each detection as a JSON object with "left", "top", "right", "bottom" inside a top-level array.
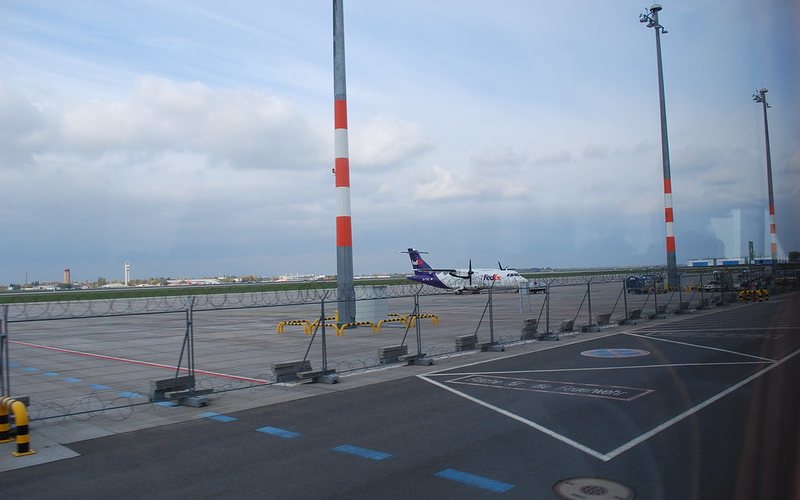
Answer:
[
  {"left": 0, "top": 397, "right": 35, "bottom": 457},
  {"left": 277, "top": 312, "right": 340, "bottom": 335},
  {"left": 277, "top": 320, "right": 314, "bottom": 335},
  {"left": 376, "top": 316, "right": 409, "bottom": 332},
  {"left": 738, "top": 289, "right": 769, "bottom": 303},
  {"left": 408, "top": 313, "right": 440, "bottom": 328},
  {"left": 335, "top": 321, "right": 377, "bottom": 336}
]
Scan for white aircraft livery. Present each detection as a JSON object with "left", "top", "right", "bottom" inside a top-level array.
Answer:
[{"left": 403, "top": 248, "right": 529, "bottom": 294}]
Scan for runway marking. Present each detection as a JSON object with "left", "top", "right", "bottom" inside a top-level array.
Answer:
[
  {"left": 643, "top": 331, "right": 784, "bottom": 340},
  {"left": 418, "top": 374, "right": 608, "bottom": 461},
  {"left": 256, "top": 426, "right": 301, "bottom": 439},
  {"left": 426, "top": 361, "right": 770, "bottom": 377},
  {"left": 602, "top": 345, "right": 800, "bottom": 461},
  {"left": 198, "top": 411, "right": 238, "bottom": 423},
  {"left": 9, "top": 339, "right": 270, "bottom": 384},
  {"left": 89, "top": 384, "right": 110, "bottom": 390},
  {"left": 419, "top": 345, "right": 800, "bottom": 462},
  {"left": 448, "top": 375, "right": 653, "bottom": 401},
  {"left": 435, "top": 468, "right": 515, "bottom": 493},
  {"left": 117, "top": 391, "right": 144, "bottom": 399},
  {"left": 333, "top": 444, "right": 392, "bottom": 461},
  {"left": 624, "top": 332, "right": 776, "bottom": 362},
  {"left": 638, "top": 327, "right": 800, "bottom": 332},
  {"left": 581, "top": 348, "right": 649, "bottom": 358}
]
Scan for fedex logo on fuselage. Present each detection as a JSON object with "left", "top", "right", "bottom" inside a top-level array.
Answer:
[{"left": 481, "top": 274, "right": 502, "bottom": 281}]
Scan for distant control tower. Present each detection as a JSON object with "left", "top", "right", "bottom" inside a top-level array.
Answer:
[
  {"left": 63, "top": 268, "right": 71, "bottom": 285},
  {"left": 124, "top": 262, "right": 130, "bottom": 286}
]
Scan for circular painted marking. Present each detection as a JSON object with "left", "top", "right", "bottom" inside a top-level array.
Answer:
[
  {"left": 581, "top": 348, "right": 650, "bottom": 358},
  {"left": 554, "top": 477, "right": 635, "bottom": 499}
]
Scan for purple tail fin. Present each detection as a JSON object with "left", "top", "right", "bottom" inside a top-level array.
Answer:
[{"left": 407, "top": 248, "right": 432, "bottom": 272}]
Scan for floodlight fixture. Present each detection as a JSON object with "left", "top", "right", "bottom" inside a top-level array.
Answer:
[
  {"left": 640, "top": 4, "right": 668, "bottom": 34},
  {"left": 753, "top": 88, "right": 771, "bottom": 108}
]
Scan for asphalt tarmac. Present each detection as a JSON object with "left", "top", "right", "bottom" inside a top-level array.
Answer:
[{"left": 2, "top": 292, "right": 798, "bottom": 499}]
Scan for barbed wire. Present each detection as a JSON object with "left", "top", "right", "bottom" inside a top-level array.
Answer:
[{"left": 5, "top": 273, "right": 657, "bottom": 322}]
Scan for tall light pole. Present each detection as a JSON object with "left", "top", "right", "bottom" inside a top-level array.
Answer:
[
  {"left": 752, "top": 88, "right": 778, "bottom": 273},
  {"left": 640, "top": 4, "right": 679, "bottom": 289},
  {"left": 333, "top": 0, "right": 356, "bottom": 323}
]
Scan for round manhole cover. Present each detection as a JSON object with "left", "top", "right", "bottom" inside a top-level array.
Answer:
[
  {"left": 554, "top": 477, "right": 635, "bottom": 499},
  {"left": 581, "top": 348, "right": 650, "bottom": 358}
]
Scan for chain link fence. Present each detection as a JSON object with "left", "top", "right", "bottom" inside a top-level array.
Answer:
[{"left": 1, "top": 266, "right": 796, "bottom": 424}]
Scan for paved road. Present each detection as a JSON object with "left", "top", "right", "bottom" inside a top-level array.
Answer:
[{"left": 2, "top": 293, "right": 798, "bottom": 499}]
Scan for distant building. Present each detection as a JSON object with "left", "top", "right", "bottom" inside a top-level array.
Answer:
[
  {"left": 708, "top": 208, "right": 783, "bottom": 261},
  {"left": 166, "top": 278, "right": 221, "bottom": 286},
  {"left": 63, "top": 268, "right": 71, "bottom": 284}
]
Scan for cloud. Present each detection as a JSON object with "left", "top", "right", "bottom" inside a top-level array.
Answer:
[
  {"left": 351, "top": 114, "right": 434, "bottom": 169},
  {"left": 1, "top": 77, "right": 328, "bottom": 171},
  {"left": 0, "top": 82, "right": 50, "bottom": 166}
]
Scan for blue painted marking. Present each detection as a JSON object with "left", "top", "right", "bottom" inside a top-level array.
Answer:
[
  {"left": 333, "top": 444, "right": 392, "bottom": 461},
  {"left": 155, "top": 401, "right": 178, "bottom": 407},
  {"left": 256, "top": 426, "right": 301, "bottom": 439},
  {"left": 581, "top": 348, "right": 650, "bottom": 358},
  {"left": 198, "top": 411, "right": 238, "bottom": 423},
  {"left": 43, "top": 372, "right": 59, "bottom": 377},
  {"left": 8, "top": 361, "right": 19, "bottom": 368},
  {"left": 435, "top": 469, "right": 515, "bottom": 493},
  {"left": 23, "top": 367, "right": 39, "bottom": 372},
  {"left": 89, "top": 384, "right": 111, "bottom": 390},
  {"left": 63, "top": 377, "right": 82, "bottom": 383},
  {"left": 118, "top": 391, "right": 144, "bottom": 399}
]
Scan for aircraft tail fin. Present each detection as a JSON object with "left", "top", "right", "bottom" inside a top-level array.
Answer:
[{"left": 405, "top": 248, "right": 432, "bottom": 271}]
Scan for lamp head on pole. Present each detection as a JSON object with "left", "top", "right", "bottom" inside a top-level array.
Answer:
[
  {"left": 753, "top": 88, "right": 770, "bottom": 107},
  {"left": 640, "top": 5, "right": 668, "bottom": 33}
]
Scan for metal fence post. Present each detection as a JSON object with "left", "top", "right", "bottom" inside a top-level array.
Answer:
[
  {"left": 415, "top": 291, "right": 423, "bottom": 357},
  {"left": 181, "top": 296, "right": 196, "bottom": 389},
  {"left": 489, "top": 284, "right": 495, "bottom": 344},
  {"left": 587, "top": 282, "right": 593, "bottom": 327},
  {"left": 320, "top": 297, "right": 328, "bottom": 374},
  {"left": 546, "top": 285, "right": 551, "bottom": 334},
  {"left": 653, "top": 280, "right": 659, "bottom": 316},
  {"left": 623, "top": 279, "right": 629, "bottom": 320},
  {"left": 1, "top": 305, "right": 9, "bottom": 397}
]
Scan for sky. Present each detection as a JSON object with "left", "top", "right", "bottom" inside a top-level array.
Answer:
[{"left": 1, "top": 0, "right": 798, "bottom": 283}]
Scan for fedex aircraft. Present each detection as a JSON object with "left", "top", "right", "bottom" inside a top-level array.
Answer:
[{"left": 403, "top": 248, "right": 530, "bottom": 294}]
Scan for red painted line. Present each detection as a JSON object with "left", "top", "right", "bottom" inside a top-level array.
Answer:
[
  {"left": 10, "top": 340, "right": 270, "bottom": 384},
  {"left": 665, "top": 207, "right": 674, "bottom": 223},
  {"left": 663, "top": 178, "right": 672, "bottom": 194}
]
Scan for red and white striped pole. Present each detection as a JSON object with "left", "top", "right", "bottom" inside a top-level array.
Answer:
[
  {"left": 664, "top": 177, "right": 676, "bottom": 270},
  {"left": 641, "top": 4, "right": 679, "bottom": 288},
  {"left": 753, "top": 88, "right": 778, "bottom": 272},
  {"left": 333, "top": 0, "right": 356, "bottom": 323}
]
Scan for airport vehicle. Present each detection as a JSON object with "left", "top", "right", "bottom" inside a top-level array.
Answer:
[
  {"left": 403, "top": 248, "right": 529, "bottom": 294},
  {"left": 625, "top": 274, "right": 664, "bottom": 294}
]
